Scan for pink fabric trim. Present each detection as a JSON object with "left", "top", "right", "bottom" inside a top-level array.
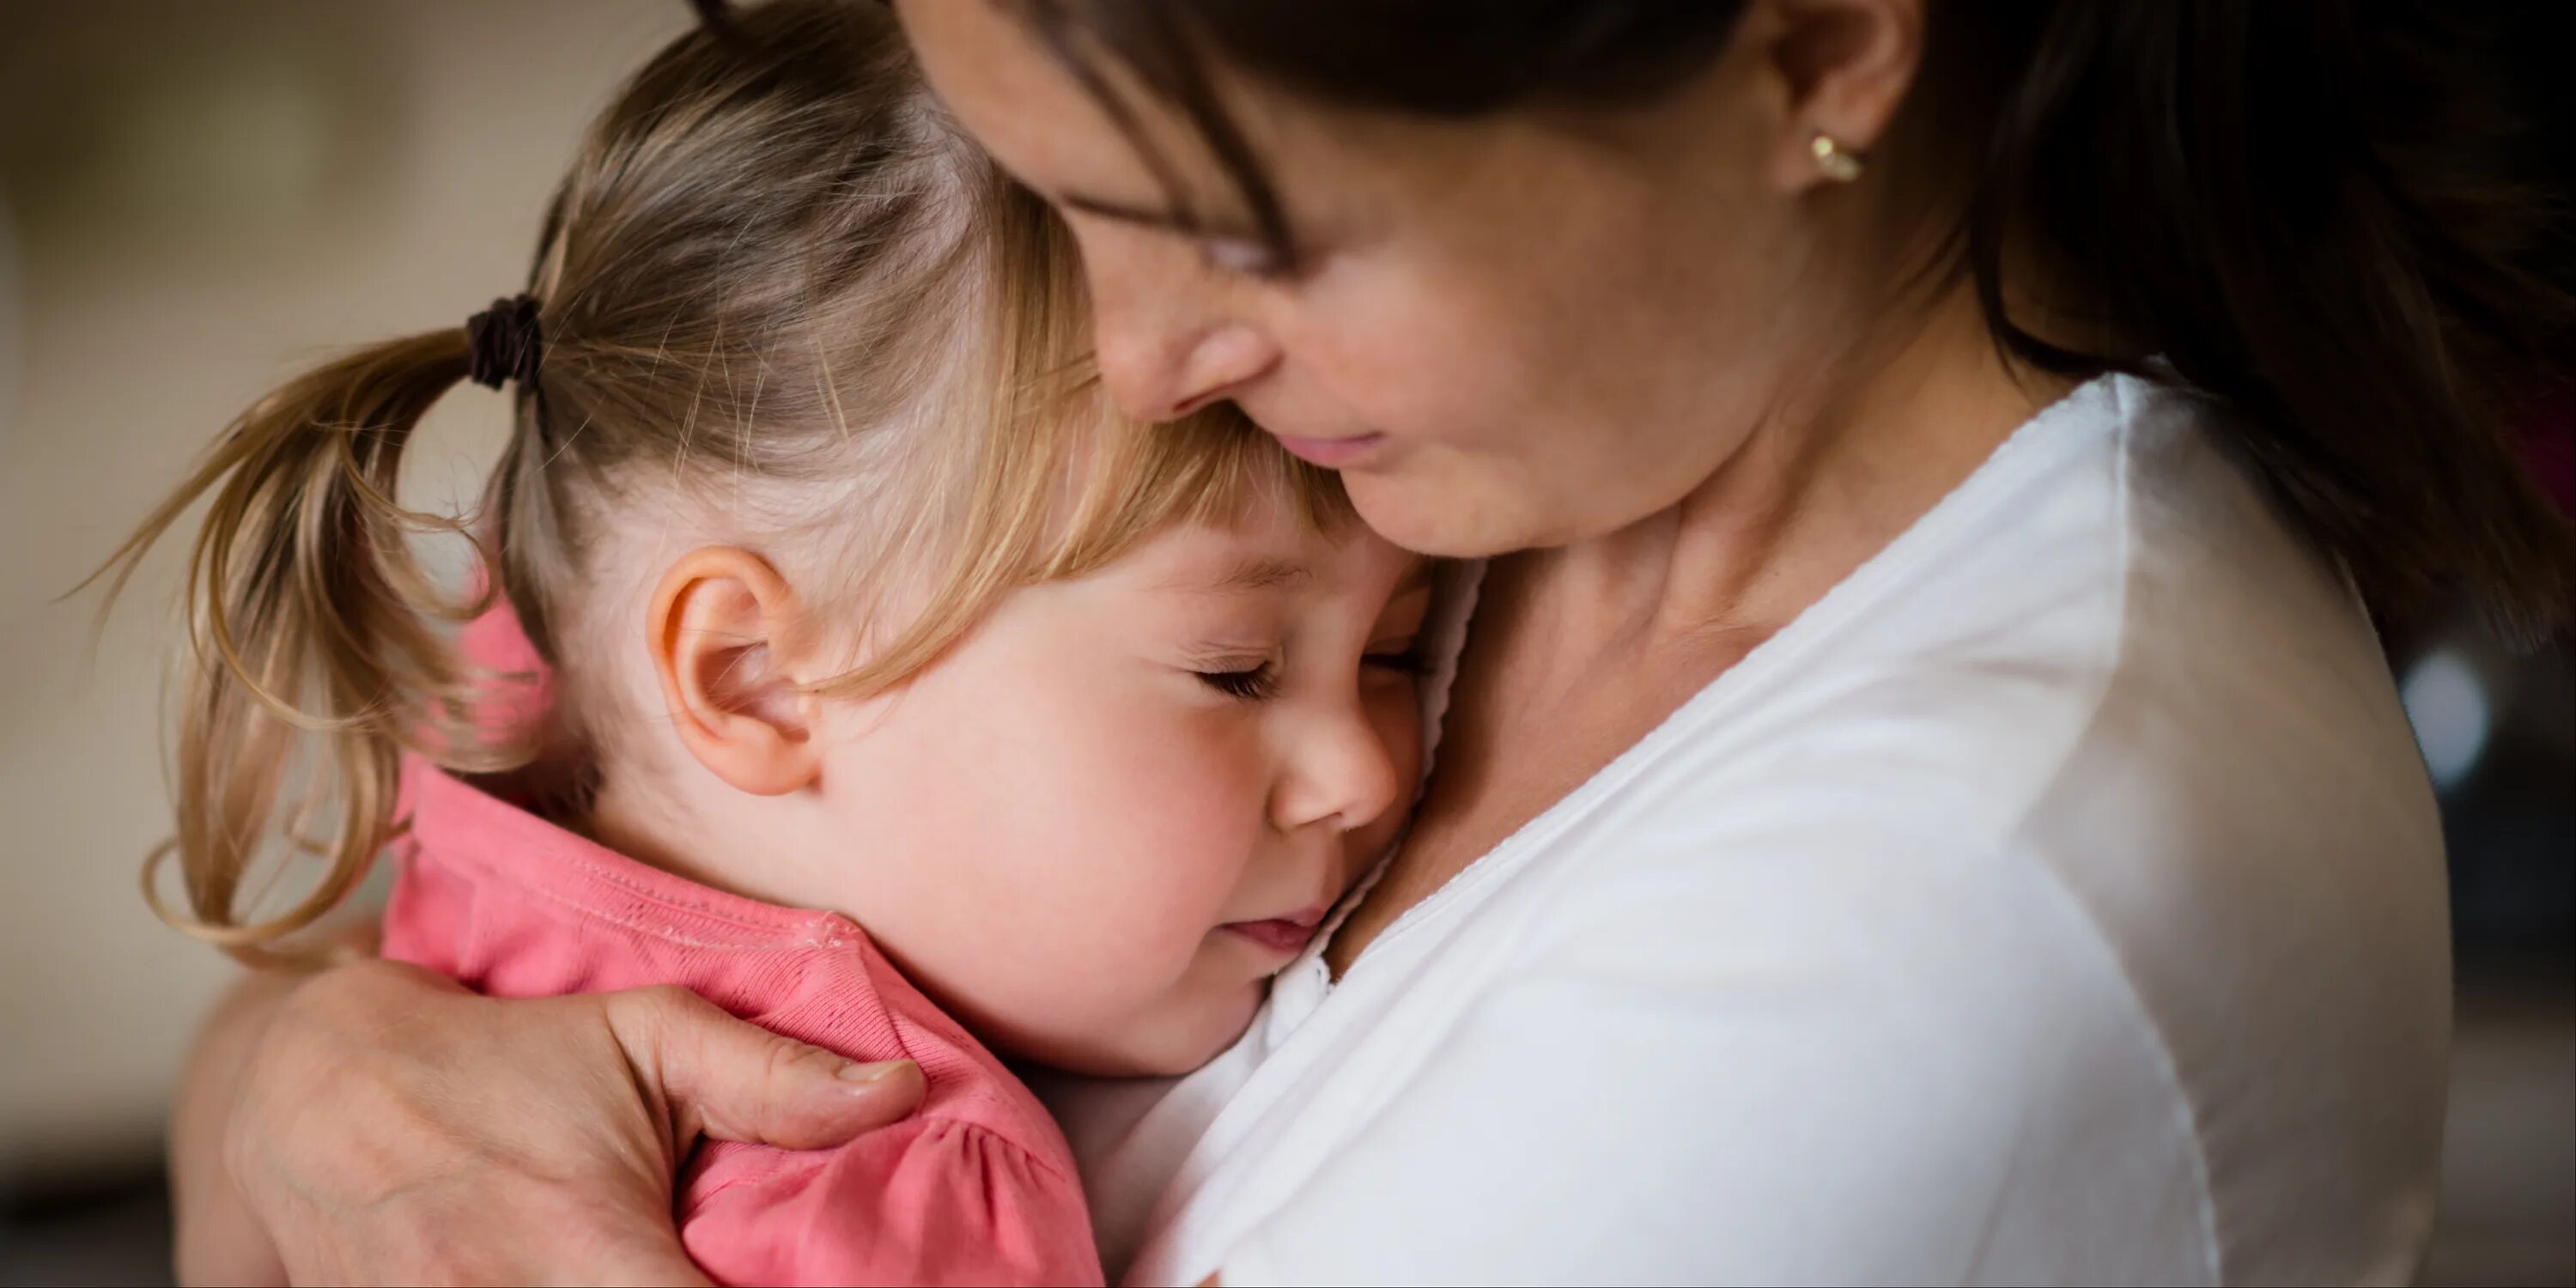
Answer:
[{"left": 383, "top": 762, "right": 1102, "bottom": 1285}]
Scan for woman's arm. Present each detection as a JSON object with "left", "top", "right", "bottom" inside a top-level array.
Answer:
[{"left": 167, "top": 956, "right": 926, "bottom": 1285}]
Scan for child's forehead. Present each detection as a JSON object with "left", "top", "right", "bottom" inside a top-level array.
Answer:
[{"left": 1125, "top": 514, "right": 1423, "bottom": 604}]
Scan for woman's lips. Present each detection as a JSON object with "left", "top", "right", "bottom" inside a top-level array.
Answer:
[
  {"left": 1223, "top": 908, "right": 1327, "bottom": 956},
  {"left": 1270, "top": 432, "right": 1385, "bottom": 468}
]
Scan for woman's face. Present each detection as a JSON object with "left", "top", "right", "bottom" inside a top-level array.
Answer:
[{"left": 897, "top": 1, "right": 1883, "bottom": 557}]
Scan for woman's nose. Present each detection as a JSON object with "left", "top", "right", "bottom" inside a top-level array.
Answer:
[
  {"left": 1092, "top": 303, "right": 1280, "bottom": 422},
  {"left": 1272, "top": 703, "right": 1406, "bottom": 839}
]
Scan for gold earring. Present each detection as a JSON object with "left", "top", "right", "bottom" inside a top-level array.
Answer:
[{"left": 1810, "top": 131, "right": 1866, "bottom": 183}]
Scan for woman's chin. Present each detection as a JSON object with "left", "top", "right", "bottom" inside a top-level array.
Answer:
[{"left": 1342, "top": 465, "right": 1560, "bottom": 560}]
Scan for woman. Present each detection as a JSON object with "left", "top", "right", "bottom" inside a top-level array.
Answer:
[{"left": 173, "top": 0, "right": 2571, "bottom": 1283}]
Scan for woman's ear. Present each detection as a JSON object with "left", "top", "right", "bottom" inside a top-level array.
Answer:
[
  {"left": 647, "top": 546, "right": 821, "bottom": 797},
  {"left": 1756, "top": 0, "right": 1924, "bottom": 190}
]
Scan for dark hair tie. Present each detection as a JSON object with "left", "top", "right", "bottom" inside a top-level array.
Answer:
[{"left": 465, "top": 295, "right": 544, "bottom": 391}]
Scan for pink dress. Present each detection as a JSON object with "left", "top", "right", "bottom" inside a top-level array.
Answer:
[{"left": 380, "top": 611, "right": 1103, "bottom": 1286}]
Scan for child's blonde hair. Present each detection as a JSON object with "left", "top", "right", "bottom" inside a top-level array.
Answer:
[{"left": 97, "top": 0, "right": 1345, "bottom": 966}]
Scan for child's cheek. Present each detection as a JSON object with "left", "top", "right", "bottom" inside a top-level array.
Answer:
[{"left": 1069, "top": 713, "right": 1269, "bottom": 938}]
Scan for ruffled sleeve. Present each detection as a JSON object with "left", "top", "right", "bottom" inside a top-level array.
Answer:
[{"left": 682, "top": 1118, "right": 1103, "bottom": 1287}]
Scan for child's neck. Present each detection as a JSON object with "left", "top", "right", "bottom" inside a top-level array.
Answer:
[{"left": 580, "top": 765, "right": 815, "bottom": 912}]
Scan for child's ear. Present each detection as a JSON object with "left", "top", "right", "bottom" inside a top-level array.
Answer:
[{"left": 647, "top": 546, "right": 821, "bottom": 797}]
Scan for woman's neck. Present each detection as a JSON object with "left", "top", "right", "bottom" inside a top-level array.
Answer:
[{"left": 1525, "top": 283, "right": 2072, "bottom": 659}]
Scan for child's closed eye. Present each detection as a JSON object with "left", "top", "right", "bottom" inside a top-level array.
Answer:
[{"left": 1195, "top": 660, "right": 1282, "bottom": 701}]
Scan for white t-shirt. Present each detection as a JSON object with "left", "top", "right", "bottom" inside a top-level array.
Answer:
[{"left": 1032, "top": 374, "right": 2450, "bottom": 1286}]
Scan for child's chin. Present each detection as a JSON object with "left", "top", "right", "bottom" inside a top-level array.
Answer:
[{"left": 1057, "top": 983, "right": 1267, "bottom": 1078}]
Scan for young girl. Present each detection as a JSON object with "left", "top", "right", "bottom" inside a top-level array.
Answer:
[{"left": 102, "top": 3, "right": 1433, "bottom": 1284}]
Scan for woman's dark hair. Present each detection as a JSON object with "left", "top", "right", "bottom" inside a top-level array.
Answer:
[{"left": 1003, "top": 0, "right": 2576, "bottom": 641}]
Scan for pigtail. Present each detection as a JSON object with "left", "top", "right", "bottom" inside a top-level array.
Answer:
[{"left": 93, "top": 331, "right": 499, "bottom": 967}]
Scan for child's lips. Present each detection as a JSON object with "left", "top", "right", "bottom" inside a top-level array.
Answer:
[{"left": 1223, "top": 907, "right": 1327, "bottom": 956}]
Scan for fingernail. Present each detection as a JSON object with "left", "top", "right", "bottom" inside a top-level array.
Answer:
[{"left": 836, "top": 1059, "right": 909, "bottom": 1084}]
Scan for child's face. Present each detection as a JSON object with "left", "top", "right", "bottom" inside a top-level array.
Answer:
[{"left": 804, "top": 502, "right": 1429, "bottom": 1075}]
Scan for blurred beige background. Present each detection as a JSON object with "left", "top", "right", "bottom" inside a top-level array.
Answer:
[
  {"left": 0, "top": 3, "right": 2567, "bottom": 1285},
  {"left": 1, "top": 0, "right": 693, "bottom": 1191}
]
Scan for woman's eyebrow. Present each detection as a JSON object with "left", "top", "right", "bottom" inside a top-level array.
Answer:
[
  {"left": 1060, "top": 190, "right": 1260, "bottom": 240},
  {"left": 1060, "top": 191, "right": 1183, "bottom": 228}
]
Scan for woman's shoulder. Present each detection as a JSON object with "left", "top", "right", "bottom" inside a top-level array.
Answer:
[
  {"left": 1557, "top": 367, "right": 2447, "bottom": 1054},
  {"left": 1589, "top": 372, "right": 2437, "bottom": 893},
  {"left": 1478, "top": 374, "right": 2446, "bottom": 1280}
]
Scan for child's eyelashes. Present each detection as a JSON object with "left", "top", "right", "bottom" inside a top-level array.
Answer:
[
  {"left": 1192, "top": 640, "right": 1422, "bottom": 702},
  {"left": 1195, "top": 660, "right": 1282, "bottom": 702}
]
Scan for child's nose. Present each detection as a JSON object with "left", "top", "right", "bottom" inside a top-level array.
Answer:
[{"left": 1271, "top": 702, "right": 1405, "bottom": 839}]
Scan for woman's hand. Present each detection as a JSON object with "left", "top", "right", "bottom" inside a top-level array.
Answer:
[{"left": 197, "top": 958, "right": 923, "bottom": 1285}]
